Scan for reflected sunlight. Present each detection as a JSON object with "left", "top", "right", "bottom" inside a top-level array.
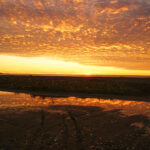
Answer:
[{"left": 0, "top": 91, "right": 150, "bottom": 118}]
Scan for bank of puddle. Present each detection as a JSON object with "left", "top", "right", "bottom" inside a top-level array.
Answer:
[{"left": 0, "top": 91, "right": 150, "bottom": 118}]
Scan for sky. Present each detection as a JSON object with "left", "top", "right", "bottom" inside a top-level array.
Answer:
[{"left": 0, "top": 0, "right": 150, "bottom": 75}]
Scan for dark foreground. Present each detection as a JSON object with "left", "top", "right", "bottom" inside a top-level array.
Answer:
[
  {"left": 0, "top": 105, "right": 150, "bottom": 150},
  {"left": 0, "top": 75, "right": 150, "bottom": 150},
  {"left": 0, "top": 75, "right": 150, "bottom": 97}
]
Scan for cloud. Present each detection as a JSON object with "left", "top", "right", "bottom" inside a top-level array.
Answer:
[{"left": 0, "top": 0, "right": 150, "bottom": 70}]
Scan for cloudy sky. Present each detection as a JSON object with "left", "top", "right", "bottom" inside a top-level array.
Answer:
[{"left": 0, "top": 0, "right": 150, "bottom": 75}]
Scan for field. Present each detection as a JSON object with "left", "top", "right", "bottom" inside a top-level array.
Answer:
[{"left": 0, "top": 75, "right": 150, "bottom": 97}]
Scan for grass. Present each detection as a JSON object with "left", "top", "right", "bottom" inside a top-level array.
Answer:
[{"left": 0, "top": 75, "right": 150, "bottom": 97}]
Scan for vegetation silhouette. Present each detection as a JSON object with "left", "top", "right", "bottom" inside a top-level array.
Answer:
[{"left": 0, "top": 75, "right": 150, "bottom": 97}]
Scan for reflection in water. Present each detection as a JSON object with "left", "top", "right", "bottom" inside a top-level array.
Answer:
[{"left": 0, "top": 91, "right": 150, "bottom": 117}]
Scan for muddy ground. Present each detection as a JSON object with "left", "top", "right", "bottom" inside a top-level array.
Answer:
[{"left": 0, "top": 105, "right": 150, "bottom": 150}]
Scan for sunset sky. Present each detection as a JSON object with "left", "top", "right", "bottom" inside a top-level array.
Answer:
[{"left": 0, "top": 0, "right": 150, "bottom": 75}]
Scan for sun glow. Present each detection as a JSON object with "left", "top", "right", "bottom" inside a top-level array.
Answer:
[
  {"left": 0, "top": 0, "right": 150, "bottom": 73},
  {"left": 84, "top": 73, "right": 92, "bottom": 76},
  {"left": 0, "top": 55, "right": 150, "bottom": 76}
]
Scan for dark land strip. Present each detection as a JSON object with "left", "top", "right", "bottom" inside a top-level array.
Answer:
[{"left": 0, "top": 75, "right": 150, "bottom": 101}]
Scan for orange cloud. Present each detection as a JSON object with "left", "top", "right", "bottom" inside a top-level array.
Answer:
[{"left": 0, "top": 0, "right": 150, "bottom": 72}]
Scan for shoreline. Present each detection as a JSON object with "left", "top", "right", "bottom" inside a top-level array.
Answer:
[{"left": 0, "top": 88, "right": 150, "bottom": 102}]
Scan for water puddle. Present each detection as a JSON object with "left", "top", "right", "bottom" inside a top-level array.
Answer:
[{"left": 0, "top": 91, "right": 150, "bottom": 118}]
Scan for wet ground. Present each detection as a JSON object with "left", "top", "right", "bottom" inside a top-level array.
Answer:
[{"left": 0, "top": 91, "right": 150, "bottom": 150}]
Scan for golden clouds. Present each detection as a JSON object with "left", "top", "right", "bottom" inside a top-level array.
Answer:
[
  {"left": 0, "top": 0, "right": 150, "bottom": 71},
  {"left": 41, "top": 22, "right": 83, "bottom": 32}
]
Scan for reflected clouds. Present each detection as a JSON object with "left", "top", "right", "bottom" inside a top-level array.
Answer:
[{"left": 0, "top": 91, "right": 150, "bottom": 118}]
